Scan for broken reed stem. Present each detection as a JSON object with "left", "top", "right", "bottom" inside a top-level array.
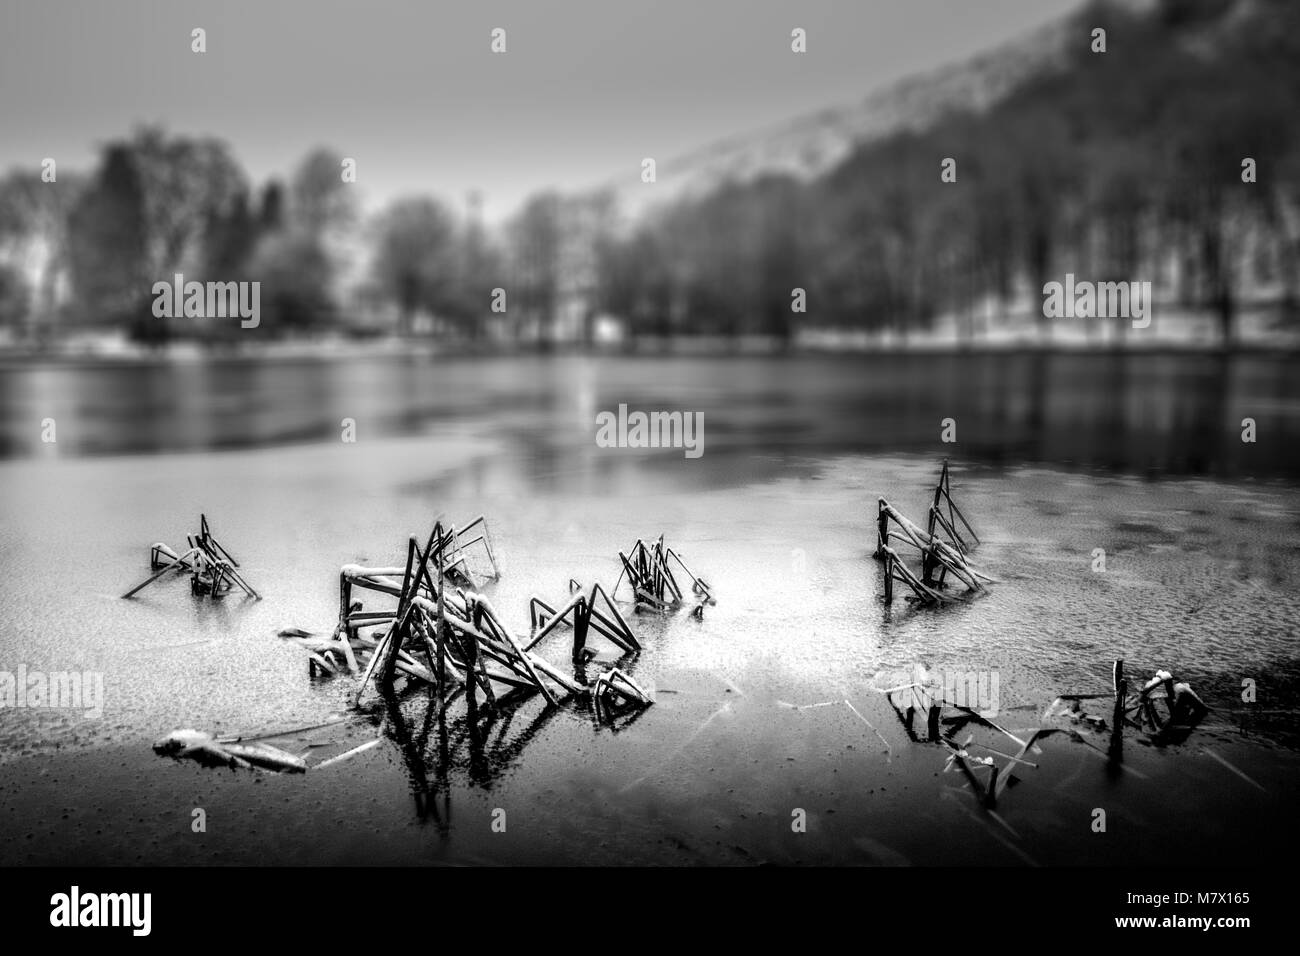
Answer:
[
  {"left": 125, "top": 515, "right": 259, "bottom": 601},
  {"left": 121, "top": 548, "right": 202, "bottom": 598},
  {"left": 344, "top": 516, "right": 655, "bottom": 720},
  {"left": 877, "top": 492, "right": 988, "bottom": 604}
]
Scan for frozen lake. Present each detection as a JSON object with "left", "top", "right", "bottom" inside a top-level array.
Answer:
[{"left": 0, "top": 352, "right": 1297, "bottom": 865}]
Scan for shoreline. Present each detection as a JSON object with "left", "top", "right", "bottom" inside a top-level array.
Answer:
[{"left": 2, "top": 337, "right": 1299, "bottom": 371}]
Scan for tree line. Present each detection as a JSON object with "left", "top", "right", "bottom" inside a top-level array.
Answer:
[{"left": 1, "top": 0, "right": 1296, "bottom": 347}]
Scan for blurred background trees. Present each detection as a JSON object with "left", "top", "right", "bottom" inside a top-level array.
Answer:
[
  {"left": 1, "top": 0, "right": 1297, "bottom": 350},
  {"left": 584, "top": 0, "right": 1300, "bottom": 347},
  {"left": 372, "top": 196, "right": 462, "bottom": 336}
]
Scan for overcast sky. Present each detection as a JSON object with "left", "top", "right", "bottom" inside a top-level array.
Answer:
[{"left": 1, "top": 0, "right": 1081, "bottom": 221}]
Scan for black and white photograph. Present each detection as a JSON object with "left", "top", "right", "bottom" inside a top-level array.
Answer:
[{"left": 0, "top": 0, "right": 1292, "bottom": 936}]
